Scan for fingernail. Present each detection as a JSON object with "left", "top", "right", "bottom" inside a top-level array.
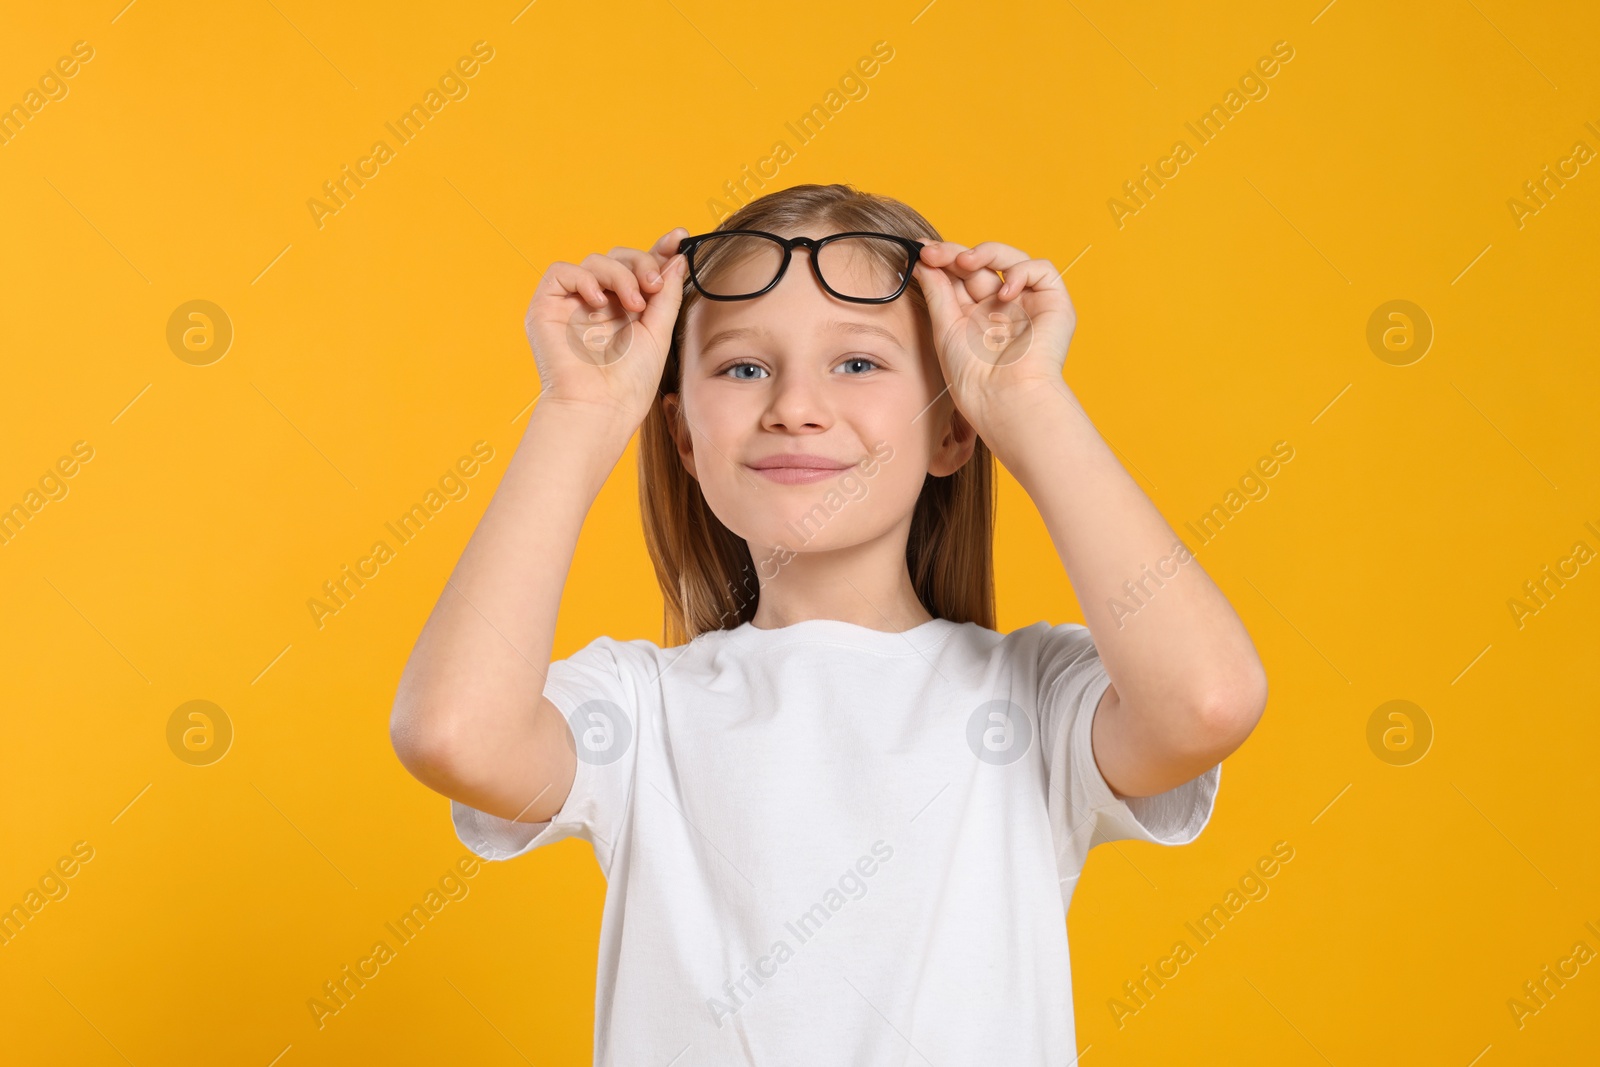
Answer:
[{"left": 646, "top": 271, "right": 661, "bottom": 284}]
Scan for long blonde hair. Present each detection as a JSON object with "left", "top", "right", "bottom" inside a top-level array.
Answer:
[{"left": 638, "top": 183, "right": 995, "bottom": 646}]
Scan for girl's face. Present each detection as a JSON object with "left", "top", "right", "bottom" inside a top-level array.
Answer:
[{"left": 662, "top": 231, "right": 976, "bottom": 565}]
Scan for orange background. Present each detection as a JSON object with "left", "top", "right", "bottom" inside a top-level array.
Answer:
[{"left": 2, "top": 0, "right": 1597, "bottom": 1063}]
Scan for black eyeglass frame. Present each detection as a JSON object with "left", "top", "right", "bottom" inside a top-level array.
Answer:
[{"left": 677, "top": 229, "right": 926, "bottom": 305}]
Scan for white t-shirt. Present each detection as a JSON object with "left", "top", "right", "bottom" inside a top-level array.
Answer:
[{"left": 451, "top": 617, "right": 1220, "bottom": 1065}]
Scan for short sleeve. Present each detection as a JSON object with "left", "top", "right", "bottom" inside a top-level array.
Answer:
[
  {"left": 1035, "top": 623, "right": 1221, "bottom": 884},
  {"left": 450, "top": 635, "right": 646, "bottom": 873}
]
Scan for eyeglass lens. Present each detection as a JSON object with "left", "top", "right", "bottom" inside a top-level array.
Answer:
[{"left": 691, "top": 234, "right": 912, "bottom": 300}]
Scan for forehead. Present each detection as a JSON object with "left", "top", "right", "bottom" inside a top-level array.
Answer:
[
  {"left": 686, "top": 289, "right": 920, "bottom": 356},
  {"left": 691, "top": 314, "right": 913, "bottom": 363}
]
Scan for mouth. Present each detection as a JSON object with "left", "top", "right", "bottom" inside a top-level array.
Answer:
[{"left": 746, "top": 455, "right": 855, "bottom": 485}]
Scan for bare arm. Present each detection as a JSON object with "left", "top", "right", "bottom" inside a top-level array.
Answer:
[
  {"left": 912, "top": 240, "right": 1268, "bottom": 800},
  {"left": 995, "top": 381, "right": 1268, "bottom": 798},
  {"left": 389, "top": 405, "right": 633, "bottom": 824},
  {"left": 389, "top": 230, "right": 689, "bottom": 824}
]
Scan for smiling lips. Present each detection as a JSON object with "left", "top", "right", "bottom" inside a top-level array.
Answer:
[{"left": 747, "top": 453, "right": 855, "bottom": 485}]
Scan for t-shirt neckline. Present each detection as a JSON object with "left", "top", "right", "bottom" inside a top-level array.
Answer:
[{"left": 723, "top": 615, "right": 958, "bottom": 656}]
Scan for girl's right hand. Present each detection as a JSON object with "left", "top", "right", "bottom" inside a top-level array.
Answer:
[{"left": 525, "top": 227, "right": 691, "bottom": 429}]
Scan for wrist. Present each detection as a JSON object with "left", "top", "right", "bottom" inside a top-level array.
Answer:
[
  {"left": 975, "top": 377, "right": 1088, "bottom": 460},
  {"left": 526, "top": 395, "right": 641, "bottom": 451},
  {"left": 513, "top": 397, "right": 640, "bottom": 488}
]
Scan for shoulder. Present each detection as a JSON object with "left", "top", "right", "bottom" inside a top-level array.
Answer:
[
  {"left": 904, "top": 618, "right": 1093, "bottom": 664},
  {"left": 547, "top": 632, "right": 676, "bottom": 691},
  {"left": 999, "top": 621, "right": 1109, "bottom": 725},
  {"left": 986, "top": 619, "right": 1097, "bottom": 665},
  {"left": 911, "top": 619, "right": 1098, "bottom": 691}
]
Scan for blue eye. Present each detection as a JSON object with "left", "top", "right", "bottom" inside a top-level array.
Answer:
[
  {"left": 718, "top": 357, "right": 880, "bottom": 380},
  {"left": 838, "top": 357, "right": 880, "bottom": 374}
]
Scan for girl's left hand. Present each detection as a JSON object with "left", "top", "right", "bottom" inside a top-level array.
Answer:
[{"left": 912, "top": 241, "right": 1077, "bottom": 433}]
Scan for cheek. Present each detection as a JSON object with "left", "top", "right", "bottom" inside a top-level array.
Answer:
[
  {"left": 841, "top": 433, "right": 926, "bottom": 519},
  {"left": 683, "top": 391, "right": 748, "bottom": 458},
  {"left": 680, "top": 402, "right": 759, "bottom": 514},
  {"left": 879, "top": 450, "right": 930, "bottom": 511}
]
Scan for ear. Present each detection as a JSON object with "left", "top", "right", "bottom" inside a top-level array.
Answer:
[
  {"left": 928, "top": 400, "right": 978, "bottom": 478},
  {"left": 660, "top": 392, "right": 699, "bottom": 481}
]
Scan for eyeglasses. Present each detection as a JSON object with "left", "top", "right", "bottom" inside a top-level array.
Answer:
[{"left": 677, "top": 229, "right": 925, "bottom": 304}]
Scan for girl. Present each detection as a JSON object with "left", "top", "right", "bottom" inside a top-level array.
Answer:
[{"left": 390, "top": 183, "right": 1266, "bottom": 1064}]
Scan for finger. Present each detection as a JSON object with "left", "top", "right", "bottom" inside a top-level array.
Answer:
[
  {"left": 954, "top": 244, "right": 1031, "bottom": 304},
  {"left": 995, "top": 258, "right": 1068, "bottom": 300},
  {"left": 581, "top": 253, "right": 648, "bottom": 312},
  {"left": 956, "top": 242, "right": 1032, "bottom": 275},
  {"left": 629, "top": 228, "right": 690, "bottom": 291},
  {"left": 543, "top": 262, "right": 609, "bottom": 309},
  {"left": 608, "top": 246, "right": 668, "bottom": 291},
  {"left": 918, "top": 241, "right": 975, "bottom": 272},
  {"left": 919, "top": 240, "right": 1003, "bottom": 300},
  {"left": 915, "top": 244, "right": 972, "bottom": 307},
  {"left": 639, "top": 253, "right": 689, "bottom": 339},
  {"left": 912, "top": 260, "right": 961, "bottom": 337},
  {"left": 651, "top": 227, "right": 689, "bottom": 259}
]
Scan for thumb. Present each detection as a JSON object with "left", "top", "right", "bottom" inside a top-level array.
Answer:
[
  {"left": 639, "top": 253, "right": 689, "bottom": 344},
  {"left": 914, "top": 261, "right": 960, "bottom": 340}
]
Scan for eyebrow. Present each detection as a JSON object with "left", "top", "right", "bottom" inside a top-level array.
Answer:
[{"left": 699, "top": 318, "right": 906, "bottom": 358}]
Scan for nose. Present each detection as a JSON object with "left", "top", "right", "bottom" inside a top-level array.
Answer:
[{"left": 761, "top": 363, "right": 832, "bottom": 433}]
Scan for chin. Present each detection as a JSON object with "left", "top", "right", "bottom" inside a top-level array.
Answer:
[{"left": 712, "top": 476, "right": 917, "bottom": 551}]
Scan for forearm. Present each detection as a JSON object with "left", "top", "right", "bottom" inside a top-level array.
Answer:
[
  {"left": 987, "top": 380, "right": 1266, "bottom": 746},
  {"left": 390, "top": 399, "right": 633, "bottom": 762}
]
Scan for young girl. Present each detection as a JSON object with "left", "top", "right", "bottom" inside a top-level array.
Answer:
[{"left": 390, "top": 183, "right": 1266, "bottom": 1064}]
